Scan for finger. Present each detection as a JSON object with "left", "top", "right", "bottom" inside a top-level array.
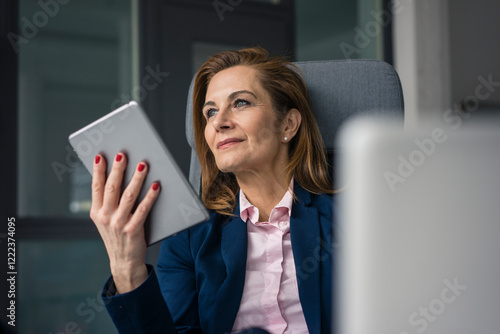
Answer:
[
  {"left": 102, "top": 152, "right": 127, "bottom": 215},
  {"left": 90, "top": 154, "right": 106, "bottom": 213},
  {"left": 127, "top": 182, "right": 161, "bottom": 231},
  {"left": 116, "top": 162, "right": 149, "bottom": 216}
]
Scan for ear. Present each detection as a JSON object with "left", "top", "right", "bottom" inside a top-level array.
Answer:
[{"left": 282, "top": 108, "right": 302, "bottom": 142}]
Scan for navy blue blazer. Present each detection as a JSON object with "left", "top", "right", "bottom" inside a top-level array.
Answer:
[{"left": 102, "top": 183, "right": 335, "bottom": 334}]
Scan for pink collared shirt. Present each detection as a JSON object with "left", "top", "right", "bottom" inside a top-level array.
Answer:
[{"left": 232, "top": 181, "right": 309, "bottom": 333}]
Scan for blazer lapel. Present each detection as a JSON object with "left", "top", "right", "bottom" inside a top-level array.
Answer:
[
  {"left": 290, "top": 184, "right": 322, "bottom": 334},
  {"left": 211, "top": 206, "right": 248, "bottom": 334},
  {"left": 210, "top": 185, "right": 326, "bottom": 333}
]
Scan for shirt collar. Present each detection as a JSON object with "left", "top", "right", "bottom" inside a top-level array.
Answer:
[{"left": 239, "top": 178, "right": 294, "bottom": 224}]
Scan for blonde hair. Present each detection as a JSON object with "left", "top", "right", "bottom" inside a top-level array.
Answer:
[{"left": 193, "top": 47, "right": 333, "bottom": 215}]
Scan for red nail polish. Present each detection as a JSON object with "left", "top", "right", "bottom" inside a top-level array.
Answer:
[
  {"left": 138, "top": 163, "right": 145, "bottom": 172},
  {"left": 115, "top": 154, "right": 123, "bottom": 162},
  {"left": 95, "top": 155, "right": 101, "bottom": 164},
  {"left": 152, "top": 182, "right": 159, "bottom": 191}
]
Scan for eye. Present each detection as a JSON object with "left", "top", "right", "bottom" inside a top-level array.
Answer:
[
  {"left": 234, "top": 99, "right": 249, "bottom": 108},
  {"left": 204, "top": 108, "right": 217, "bottom": 119}
]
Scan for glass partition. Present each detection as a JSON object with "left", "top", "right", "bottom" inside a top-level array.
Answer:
[
  {"left": 17, "top": 0, "right": 135, "bottom": 332},
  {"left": 18, "top": 0, "right": 133, "bottom": 218},
  {"left": 296, "top": 0, "right": 385, "bottom": 61}
]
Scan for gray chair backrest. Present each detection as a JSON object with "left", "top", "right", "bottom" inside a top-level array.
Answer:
[{"left": 185, "top": 59, "right": 404, "bottom": 194}]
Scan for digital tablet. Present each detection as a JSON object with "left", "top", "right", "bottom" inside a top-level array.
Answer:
[{"left": 68, "top": 101, "right": 209, "bottom": 246}]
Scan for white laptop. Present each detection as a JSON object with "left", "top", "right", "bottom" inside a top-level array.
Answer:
[{"left": 335, "top": 116, "right": 500, "bottom": 333}]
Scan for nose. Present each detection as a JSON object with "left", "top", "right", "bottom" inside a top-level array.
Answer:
[{"left": 212, "top": 108, "right": 234, "bottom": 132}]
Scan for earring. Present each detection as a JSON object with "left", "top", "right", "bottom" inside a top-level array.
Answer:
[{"left": 284, "top": 136, "right": 289, "bottom": 142}]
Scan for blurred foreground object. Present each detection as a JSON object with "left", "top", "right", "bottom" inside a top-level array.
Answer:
[{"left": 335, "top": 115, "right": 500, "bottom": 334}]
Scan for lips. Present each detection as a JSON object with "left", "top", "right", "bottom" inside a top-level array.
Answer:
[{"left": 217, "top": 137, "right": 243, "bottom": 149}]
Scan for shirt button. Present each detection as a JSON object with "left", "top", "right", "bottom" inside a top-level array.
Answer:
[{"left": 279, "top": 221, "right": 288, "bottom": 228}]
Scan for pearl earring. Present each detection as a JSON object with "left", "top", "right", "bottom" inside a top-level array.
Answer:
[{"left": 284, "top": 136, "right": 289, "bottom": 142}]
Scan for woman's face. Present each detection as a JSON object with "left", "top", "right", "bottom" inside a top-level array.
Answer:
[{"left": 203, "top": 65, "right": 287, "bottom": 175}]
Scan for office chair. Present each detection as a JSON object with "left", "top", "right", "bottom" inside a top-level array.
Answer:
[{"left": 185, "top": 59, "right": 405, "bottom": 193}]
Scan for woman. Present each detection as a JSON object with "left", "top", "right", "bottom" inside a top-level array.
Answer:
[{"left": 91, "top": 47, "right": 335, "bottom": 334}]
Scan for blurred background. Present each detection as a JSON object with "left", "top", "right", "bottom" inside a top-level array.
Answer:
[{"left": 1, "top": 0, "right": 499, "bottom": 332}]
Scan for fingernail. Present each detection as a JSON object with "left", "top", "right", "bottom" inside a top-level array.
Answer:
[
  {"left": 115, "top": 154, "right": 123, "bottom": 162},
  {"left": 152, "top": 182, "right": 159, "bottom": 191},
  {"left": 95, "top": 155, "right": 101, "bottom": 164},
  {"left": 138, "top": 163, "right": 145, "bottom": 172}
]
